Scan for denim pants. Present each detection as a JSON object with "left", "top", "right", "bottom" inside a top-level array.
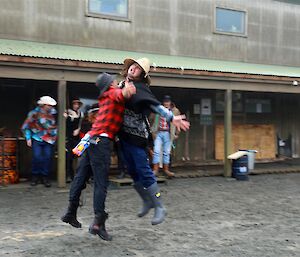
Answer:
[
  {"left": 153, "top": 131, "right": 171, "bottom": 165},
  {"left": 69, "top": 137, "right": 111, "bottom": 215},
  {"left": 32, "top": 139, "right": 54, "bottom": 176},
  {"left": 120, "top": 140, "right": 156, "bottom": 188}
]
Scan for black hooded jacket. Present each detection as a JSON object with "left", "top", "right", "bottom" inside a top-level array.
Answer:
[{"left": 119, "top": 81, "right": 160, "bottom": 148}]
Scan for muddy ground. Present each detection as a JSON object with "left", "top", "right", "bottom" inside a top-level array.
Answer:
[{"left": 0, "top": 173, "right": 299, "bottom": 257}]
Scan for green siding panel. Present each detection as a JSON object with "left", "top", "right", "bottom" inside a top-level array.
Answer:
[{"left": 0, "top": 39, "right": 299, "bottom": 77}]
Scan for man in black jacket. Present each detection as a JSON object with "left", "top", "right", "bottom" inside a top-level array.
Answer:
[{"left": 119, "top": 57, "right": 190, "bottom": 225}]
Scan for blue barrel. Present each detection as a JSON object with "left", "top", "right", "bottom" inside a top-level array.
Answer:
[{"left": 232, "top": 155, "right": 249, "bottom": 181}]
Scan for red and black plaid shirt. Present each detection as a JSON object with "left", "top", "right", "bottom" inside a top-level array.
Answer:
[{"left": 88, "top": 87, "right": 125, "bottom": 139}]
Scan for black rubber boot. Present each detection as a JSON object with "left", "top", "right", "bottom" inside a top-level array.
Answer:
[
  {"left": 61, "top": 202, "right": 82, "bottom": 228},
  {"left": 133, "top": 182, "right": 154, "bottom": 217},
  {"left": 89, "top": 212, "right": 112, "bottom": 241},
  {"left": 42, "top": 176, "right": 51, "bottom": 187},
  {"left": 30, "top": 175, "right": 39, "bottom": 186},
  {"left": 146, "top": 182, "right": 166, "bottom": 225}
]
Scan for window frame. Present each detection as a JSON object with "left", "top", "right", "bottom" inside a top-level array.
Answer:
[
  {"left": 213, "top": 6, "right": 248, "bottom": 37},
  {"left": 245, "top": 98, "right": 272, "bottom": 114},
  {"left": 215, "top": 91, "right": 244, "bottom": 113},
  {"left": 85, "top": 0, "right": 130, "bottom": 22}
]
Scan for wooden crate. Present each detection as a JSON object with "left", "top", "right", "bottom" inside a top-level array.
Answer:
[{"left": 215, "top": 124, "right": 276, "bottom": 160}]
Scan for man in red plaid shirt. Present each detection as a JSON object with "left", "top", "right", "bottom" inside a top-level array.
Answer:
[
  {"left": 62, "top": 73, "right": 135, "bottom": 241},
  {"left": 88, "top": 82, "right": 126, "bottom": 139}
]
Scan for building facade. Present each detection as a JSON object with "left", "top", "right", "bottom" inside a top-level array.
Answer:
[{"left": 1, "top": 0, "right": 300, "bottom": 66}]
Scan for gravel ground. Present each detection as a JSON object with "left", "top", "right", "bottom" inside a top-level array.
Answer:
[{"left": 0, "top": 173, "right": 299, "bottom": 257}]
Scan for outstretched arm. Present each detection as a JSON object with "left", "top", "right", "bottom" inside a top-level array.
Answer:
[
  {"left": 150, "top": 104, "right": 190, "bottom": 132},
  {"left": 150, "top": 104, "right": 173, "bottom": 121}
]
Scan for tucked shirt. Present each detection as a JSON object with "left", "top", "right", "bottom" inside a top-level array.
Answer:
[
  {"left": 159, "top": 116, "right": 170, "bottom": 131},
  {"left": 21, "top": 107, "right": 57, "bottom": 145},
  {"left": 88, "top": 86, "right": 125, "bottom": 140}
]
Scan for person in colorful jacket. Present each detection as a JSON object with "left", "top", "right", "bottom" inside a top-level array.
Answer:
[{"left": 21, "top": 96, "right": 57, "bottom": 187}]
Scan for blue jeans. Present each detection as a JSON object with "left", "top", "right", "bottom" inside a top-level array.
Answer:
[
  {"left": 120, "top": 140, "right": 156, "bottom": 188},
  {"left": 153, "top": 131, "right": 171, "bottom": 165},
  {"left": 32, "top": 139, "right": 54, "bottom": 176}
]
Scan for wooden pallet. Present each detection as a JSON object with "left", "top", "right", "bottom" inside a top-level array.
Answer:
[
  {"left": 173, "top": 170, "right": 223, "bottom": 178},
  {"left": 109, "top": 176, "right": 167, "bottom": 187}
]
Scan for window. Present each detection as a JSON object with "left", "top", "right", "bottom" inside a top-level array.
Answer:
[
  {"left": 245, "top": 99, "right": 271, "bottom": 113},
  {"left": 215, "top": 7, "right": 246, "bottom": 36},
  {"left": 216, "top": 92, "right": 243, "bottom": 113},
  {"left": 87, "top": 0, "right": 128, "bottom": 19}
]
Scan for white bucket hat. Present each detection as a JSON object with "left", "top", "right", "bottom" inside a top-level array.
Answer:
[
  {"left": 123, "top": 57, "right": 151, "bottom": 84},
  {"left": 37, "top": 96, "right": 57, "bottom": 106}
]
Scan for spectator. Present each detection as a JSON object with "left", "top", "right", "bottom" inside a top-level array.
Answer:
[
  {"left": 151, "top": 95, "right": 179, "bottom": 178},
  {"left": 64, "top": 98, "right": 84, "bottom": 182},
  {"left": 169, "top": 101, "right": 181, "bottom": 167},
  {"left": 21, "top": 96, "right": 57, "bottom": 187},
  {"left": 79, "top": 103, "right": 99, "bottom": 136}
]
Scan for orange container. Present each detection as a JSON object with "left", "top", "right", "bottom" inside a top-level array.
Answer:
[
  {"left": 0, "top": 138, "right": 17, "bottom": 154},
  {"left": 0, "top": 170, "right": 18, "bottom": 184},
  {"left": 0, "top": 156, "right": 17, "bottom": 168},
  {"left": 0, "top": 138, "right": 18, "bottom": 184}
]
